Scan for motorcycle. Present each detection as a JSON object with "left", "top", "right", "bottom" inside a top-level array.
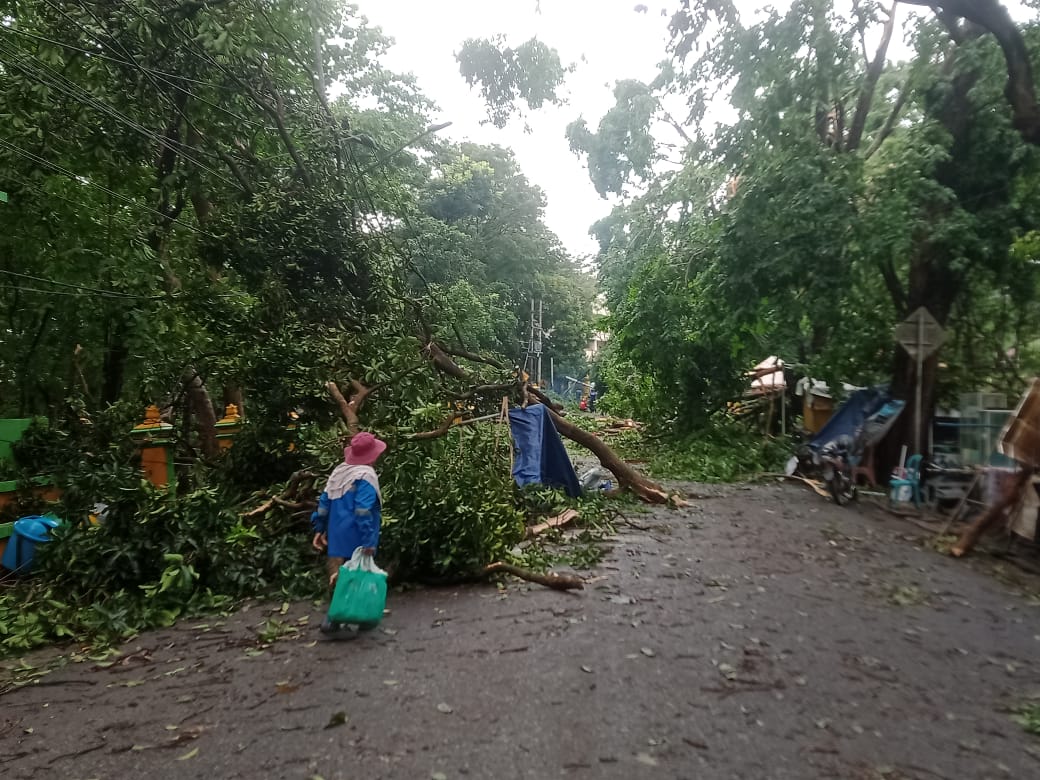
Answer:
[{"left": 819, "top": 435, "right": 858, "bottom": 505}]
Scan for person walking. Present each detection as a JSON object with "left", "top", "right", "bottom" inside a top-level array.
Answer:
[{"left": 311, "top": 431, "right": 386, "bottom": 633}]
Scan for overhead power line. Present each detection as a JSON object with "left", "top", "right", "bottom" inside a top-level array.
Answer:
[
  {"left": 2, "top": 12, "right": 270, "bottom": 133},
  {"left": 0, "top": 268, "right": 158, "bottom": 299},
  {"left": 0, "top": 39, "right": 245, "bottom": 191},
  {"left": 0, "top": 138, "right": 213, "bottom": 237},
  {"left": 0, "top": 25, "right": 234, "bottom": 91}
]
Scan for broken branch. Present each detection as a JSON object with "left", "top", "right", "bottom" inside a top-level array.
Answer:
[
  {"left": 439, "top": 345, "right": 508, "bottom": 371},
  {"left": 326, "top": 379, "right": 373, "bottom": 438},
  {"left": 482, "top": 562, "right": 584, "bottom": 590}
]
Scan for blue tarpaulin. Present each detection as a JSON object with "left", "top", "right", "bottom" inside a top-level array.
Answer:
[
  {"left": 508, "top": 405, "right": 581, "bottom": 498},
  {"left": 810, "top": 385, "right": 896, "bottom": 451}
]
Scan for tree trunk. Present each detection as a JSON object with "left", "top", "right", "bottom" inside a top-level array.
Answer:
[
  {"left": 878, "top": 54, "right": 979, "bottom": 477},
  {"left": 184, "top": 369, "right": 220, "bottom": 459},
  {"left": 101, "top": 317, "right": 129, "bottom": 406},
  {"left": 879, "top": 245, "right": 958, "bottom": 476},
  {"left": 540, "top": 404, "right": 675, "bottom": 504}
]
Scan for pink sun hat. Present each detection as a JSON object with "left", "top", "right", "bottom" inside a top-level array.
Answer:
[{"left": 344, "top": 431, "right": 387, "bottom": 465}]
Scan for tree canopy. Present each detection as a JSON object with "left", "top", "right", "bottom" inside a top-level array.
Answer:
[
  {"left": 557, "top": 0, "right": 1040, "bottom": 448},
  {"left": 0, "top": 1, "right": 593, "bottom": 431}
]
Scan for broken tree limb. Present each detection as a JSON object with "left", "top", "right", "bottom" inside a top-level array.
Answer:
[
  {"left": 424, "top": 341, "right": 472, "bottom": 381},
  {"left": 549, "top": 409, "right": 675, "bottom": 505},
  {"left": 482, "top": 562, "right": 584, "bottom": 590},
  {"left": 440, "top": 345, "right": 508, "bottom": 371},
  {"left": 241, "top": 469, "right": 320, "bottom": 520},
  {"left": 326, "top": 379, "right": 374, "bottom": 438},
  {"left": 328, "top": 365, "right": 424, "bottom": 438},
  {"left": 272, "top": 496, "right": 313, "bottom": 512},
  {"left": 951, "top": 469, "right": 1033, "bottom": 557},
  {"left": 284, "top": 469, "right": 318, "bottom": 499},
  {"left": 407, "top": 412, "right": 504, "bottom": 440},
  {"left": 524, "top": 386, "right": 675, "bottom": 505},
  {"left": 413, "top": 345, "right": 667, "bottom": 504},
  {"left": 326, "top": 380, "right": 354, "bottom": 430},
  {"left": 525, "top": 508, "right": 580, "bottom": 539}
]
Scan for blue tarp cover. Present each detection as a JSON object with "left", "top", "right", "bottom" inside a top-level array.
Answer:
[
  {"left": 508, "top": 405, "right": 581, "bottom": 498},
  {"left": 810, "top": 386, "right": 890, "bottom": 451}
]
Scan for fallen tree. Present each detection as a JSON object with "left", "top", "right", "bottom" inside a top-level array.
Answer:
[
  {"left": 529, "top": 390, "right": 679, "bottom": 505},
  {"left": 396, "top": 341, "right": 679, "bottom": 505},
  {"left": 238, "top": 335, "right": 676, "bottom": 591}
]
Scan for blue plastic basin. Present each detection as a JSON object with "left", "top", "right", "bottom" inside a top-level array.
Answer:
[{"left": 1, "top": 515, "right": 60, "bottom": 574}]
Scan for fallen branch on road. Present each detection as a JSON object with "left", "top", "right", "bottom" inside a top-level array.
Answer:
[
  {"left": 413, "top": 562, "right": 585, "bottom": 591},
  {"left": 756, "top": 472, "right": 832, "bottom": 499},
  {"left": 482, "top": 562, "right": 584, "bottom": 590}
]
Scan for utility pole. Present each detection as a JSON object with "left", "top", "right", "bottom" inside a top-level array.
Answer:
[
  {"left": 536, "top": 299, "right": 543, "bottom": 387},
  {"left": 525, "top": 298, "right": 535, "bottom": 376}
]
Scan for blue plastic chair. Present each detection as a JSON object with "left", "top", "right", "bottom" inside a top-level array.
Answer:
[{"left": 889, "top": 454, "right": 923, "bottom": 508}]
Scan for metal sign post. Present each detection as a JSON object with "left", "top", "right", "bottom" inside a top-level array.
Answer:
[{"left": 894, "top": 307, "right": 946, "bottom": 455}]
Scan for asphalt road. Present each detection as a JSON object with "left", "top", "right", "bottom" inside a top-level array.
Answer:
[{"left": 3, "top": 481, "right": 1040, "bottom": 779}]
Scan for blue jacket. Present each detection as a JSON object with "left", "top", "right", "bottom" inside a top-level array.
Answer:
[{"left": 310, "top": 479, "right": 381, "bottom": 558}]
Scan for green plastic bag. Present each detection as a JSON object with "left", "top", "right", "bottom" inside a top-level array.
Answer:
[{"left": 328, "top": 547, "right": 387, "bottom": 626}]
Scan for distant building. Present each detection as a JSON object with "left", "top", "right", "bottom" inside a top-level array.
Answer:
[
  {"left": 585, "top": 331, "right": 610, "bottom": 361},
  {"left": 585, "top": 294, "right": 609, "bottom": 361}
]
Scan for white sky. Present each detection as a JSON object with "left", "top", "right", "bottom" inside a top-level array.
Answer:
[{"left": 351, "top": 0, "right": 1034, "bottom": 258}]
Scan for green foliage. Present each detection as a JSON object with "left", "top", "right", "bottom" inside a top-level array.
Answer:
[
  {"left": 575, "top": 414, "right": 789, "bottom": 483},
  {"left": 0, "top": 0, "right": 607, "bottom": 660},
  {"left": 457, "top": 36, "right": 572, "bottom": 128},
  {"left": 643, "top": 429, "right": 789, "bottom": 482},
  {"left": 581, "top": 1, "right": 1040, "bottom": 433},
  {"left": 0, "top": 466, "right": 322, "bottom": 655},
  {"left": 1014, "top": 702, "right": 1040, "bottom": 737},
  {"left": 379, "top": 427, "right": 526, "bottom": 578},
  {"left": 566, "top": 80, "right": 664, "bottom": 198},
  {"left": 593, "top": 344, "right": 664, "bottom": 423},
  {"left": 214, "top": 422, "right": 314, "bottom": 495}
]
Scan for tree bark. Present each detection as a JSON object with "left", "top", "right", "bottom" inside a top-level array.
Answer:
[
  {"left": 326, "top": 379, "right": 372, "bottom": 439},
  {"left": 533, "top": 400, "right": 675, "bottom": 504},
  {"left": 184, "top": 369, "right": 220, "bottom": 459},
  {"left": 482, "top": 562, "right": 584, "bottom": 590},
  {"left": 847, "top": 2, "right": 898, "bottom": 152},
  {"left": 101, "top": 317, "right": 129, "bottom": 406}
]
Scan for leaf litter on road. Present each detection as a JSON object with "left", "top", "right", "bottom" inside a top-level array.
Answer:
[{"left": 324, "top": 711, "right": 348, "bottom": 729}]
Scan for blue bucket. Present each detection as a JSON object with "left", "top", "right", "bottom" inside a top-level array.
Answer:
[{"left": 1, "top": 515, "right": 61, "bottom": 574}]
